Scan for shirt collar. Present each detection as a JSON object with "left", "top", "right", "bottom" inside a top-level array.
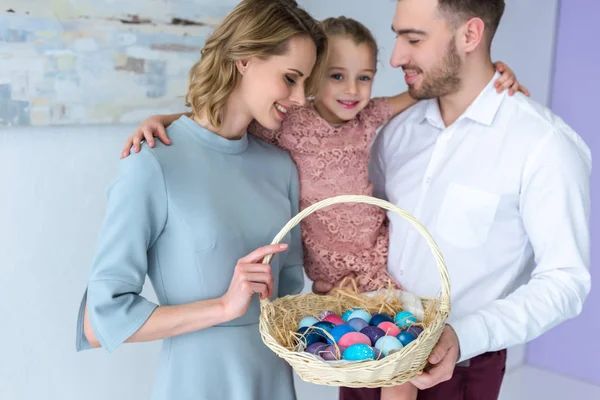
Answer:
[{"left": 417, "top": 71, "right": 506, "bottom": 129}]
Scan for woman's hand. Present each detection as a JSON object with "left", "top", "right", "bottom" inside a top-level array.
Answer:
[{"left": 220, "top": 244, "right": 289, "bottom": 320}]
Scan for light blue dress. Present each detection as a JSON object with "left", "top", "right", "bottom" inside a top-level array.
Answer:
[{"left": 76, "top": 116, "right": 304, "bottom": 400}]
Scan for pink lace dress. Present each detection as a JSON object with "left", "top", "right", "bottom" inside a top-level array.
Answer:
[{"left": 249, "top": 98, "right": 399, "bottom": 292}]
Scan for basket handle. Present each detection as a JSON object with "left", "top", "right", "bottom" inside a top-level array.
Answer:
[{"left": 261, "top": 195, "right": 450, "bottom": 314}]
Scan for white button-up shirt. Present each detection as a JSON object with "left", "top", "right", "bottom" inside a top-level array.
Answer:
[{"left": 370, "top": 72, "right": 592, "bottom": 362}]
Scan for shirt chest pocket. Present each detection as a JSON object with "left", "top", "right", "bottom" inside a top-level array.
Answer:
[{"left": 435, "top": 183, "right": 500, "bottom": 249}]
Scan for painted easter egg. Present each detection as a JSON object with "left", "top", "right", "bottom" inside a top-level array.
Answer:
[
  {"left": 304, "top": 342, "right": 329, "bottom": 355},
  {"left": 320, "top": 344, "right": 346, "bottom": 360},
  {"left": 338, "top": 332, "right": 372, "bottom": 348},
  {"left": 348, "top": 309, "right": 372, "bottom": 324},
  {"left": 369, "top": 313, "right": 394, "bottom": 326},
  {"left": 378, "top": 321, "right": 401, "bottom": 337},
  {"left": 317, "top": 310, "right": 335, "bottom": 320},
  {"left": 404, "top": 325, "right": 424, "bottom": 337},
  {"left": 323, "top": 314, "right": 346, "bottom": 326},
  {"left": 327, "top": 324, "right": 356, "bottom": 344},
  {"left": 375, "top": 336, "right": 404, "bottom": 356},
  {"left": 394, "top": 311, "right": 417, "bottom": 328},
  {"left": 360, "top": 326, "right": 386, "bottom": 346},
  {"left": 342, "top": 344, "right": 376, "bottom": 361},
  {"left": 342, "top": 308, "right": 360, "bottom": 322},
  {"left": 347, "top": 317, "right": 369, "bottom": 332},
  {"left": 297, "top": 326, "right": 325, "bottom": 347},
  {"left": 397, "top": 331, "right": 417, "bottom": 346},
  {"left": 299, "top": 316, "right": 319, "bottom": 329}
]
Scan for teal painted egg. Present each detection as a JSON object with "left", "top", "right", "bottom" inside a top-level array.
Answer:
[
  {"left": 342, "top": 308, "right": 360, "bottom": 322},
  {"left": 342, "top": 344, "right": 376, "bottom": 361},
  {"left": 394, "top": 311, "right": 417, "bottom": 328},
  {"left": 299, "top": 316, "right": 319, "bottom": 329},
  {"left": 375, "top": 336, "right": 404, "bottom": 356},
  {"left": 348, "top": 309, "right": 372, "bottom": 324},
  {"left": 397, "top": 331, "right": 417, "bottom": 346}
]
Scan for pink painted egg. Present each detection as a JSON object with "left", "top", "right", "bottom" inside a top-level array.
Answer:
[
  {"left": 323, "top": 314, "right": 346, "bottom": 326},
  {"left": 338, "top": 332, "right": 372, "bottom": 348},
  {"left": 378, "top": 321, "right": 401, "bottom": 337}
]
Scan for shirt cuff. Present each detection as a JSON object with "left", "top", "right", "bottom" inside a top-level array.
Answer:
[{"left": 448, "top": 313, "right": 490, "bottom": 363}]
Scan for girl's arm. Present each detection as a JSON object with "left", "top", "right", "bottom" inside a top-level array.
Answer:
[
  {"left": 120, "top": 112, "right": 189, "bottom": 158},
  {"left": 383, "top": 61, "right": 530, "bottom": 119}
]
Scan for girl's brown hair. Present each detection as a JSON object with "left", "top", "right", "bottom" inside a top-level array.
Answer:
[
  {"left": 321, "top": 16, "right": 378, "bottom": 63},
  {"left": 186, "top": 0, "right": 328, "bottom": 128}
]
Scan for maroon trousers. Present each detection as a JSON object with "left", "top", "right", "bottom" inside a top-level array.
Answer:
[{"left": 339, "top": 350, "right": 507, "bottom": 400}]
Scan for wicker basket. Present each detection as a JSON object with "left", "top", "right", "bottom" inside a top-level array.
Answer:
[{"left": 259, "top": 195, "right": 451, "bottom": 388}]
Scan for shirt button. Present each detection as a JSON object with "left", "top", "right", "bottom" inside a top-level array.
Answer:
[
  {"left": 398, "top": 270, "right": 404, "bottom": 276},
  {"left": 425, "top": 177, "right": 432, "bottom": 184}
]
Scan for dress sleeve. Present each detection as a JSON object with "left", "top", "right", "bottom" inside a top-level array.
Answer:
[
  {"left": 75, "top": 149, "right": 168, "bottom": 353},
  {"left": 358, "top": 97, "right": 395, "bottom": 140},
  {"left": 277, "top": 161, "right": 305, "bottom": 297},
  {"left": 248, "top": 120, "right": 283, "bottom": 147}
]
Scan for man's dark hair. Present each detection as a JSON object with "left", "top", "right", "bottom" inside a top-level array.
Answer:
[{"left": 437, "top": 0, "right": 505, "bottom": 47}]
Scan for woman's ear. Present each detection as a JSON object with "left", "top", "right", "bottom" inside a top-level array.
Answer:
[{"left": 236, "top": 60, "right": 249, "bottom": 75}]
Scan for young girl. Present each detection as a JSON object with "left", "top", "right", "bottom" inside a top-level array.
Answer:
[{"left": 121, "top": 17, "right": 526, "bottom": 400}]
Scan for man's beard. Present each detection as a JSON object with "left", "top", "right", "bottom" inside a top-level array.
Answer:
[{"left": 408, "top": 38, "right": 462, "bottom": 100}]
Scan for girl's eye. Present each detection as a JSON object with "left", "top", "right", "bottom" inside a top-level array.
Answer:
[
  {"left": 359, "top": 76, "right": 372, "bottom": 82},
  {"left": 409, "top": 39, "right": 421, "bottom": 45},
  {"left": 285, "top": 75, "right": 296, "bottom": 85},
  {"left": 331, "top": 73, "right": 343, "bottom": 80}
]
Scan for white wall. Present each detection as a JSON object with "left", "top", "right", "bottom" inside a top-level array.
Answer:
[{"left": 0, "top": 1, "right": 558, "bottom": 399}]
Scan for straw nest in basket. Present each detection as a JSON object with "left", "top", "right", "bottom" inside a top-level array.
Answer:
[{"left": 259, "top": 278, "right": 448, "bottom": 388}]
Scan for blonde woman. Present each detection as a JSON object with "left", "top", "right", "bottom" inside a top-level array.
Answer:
[{"left": 75, "top": 1, "right": 327, "bottom": 399}]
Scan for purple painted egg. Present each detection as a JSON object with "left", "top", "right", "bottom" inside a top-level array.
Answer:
[
  {"left": 320, "top": 344, "right": 346, "bottom": 360},
  {"left": 305, "top": 342, "right": 329, "bottom": 355},
  {"left": 348, "top": 317, "right": 369, "bottom": 332},
  {"left": 338, "top": 332, "right": 372, "bottom": 348},
  {"left": 360, "top": 326, "right": 387, "bottom": 346},
  {"left": 404, "top": 325, "right": 424, "bottom": 337}
]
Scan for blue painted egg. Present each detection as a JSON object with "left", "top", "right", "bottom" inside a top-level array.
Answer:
[
  {"left": 297, "top": 326, "right": 325, "bottom": 347},
  {"left": 394, "top": 311, "right": 417, "bottom": 328},
  {"left": 342, "top": 344, "right": 377, "bottom": 361},
  {"left": 348, "top": 309, "right": 372, "bottom": 324},
  {"left": 347, "top": 317, "right": 369, "bottom": 332},
  {"left": 299, "top": 316, "right": 319, "bottom": 329},
  {"left": 342, "top": 308, "right": 360, "bottom": 322},
  {"left": 369, "top": 313, "right": 394, "bottom": 326},
  {"left": 375, "top": 336, "right": 404, "bottom": 356},
  {"left": 360, "top": 326, "right": 386, "bottom": 346},
  {"left": 397, "top": 331, "right": 417, "bottom": 346},
  {"left": 312, "top": 321, "right": 336, "bottom": 342},
  {"left": 327, "top": 324, "right": 356, "bottom": 344}
]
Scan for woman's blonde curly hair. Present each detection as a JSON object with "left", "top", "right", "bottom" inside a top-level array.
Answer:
[{"left": 186, "top": 0, "right": 328, "bottom": 129}]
